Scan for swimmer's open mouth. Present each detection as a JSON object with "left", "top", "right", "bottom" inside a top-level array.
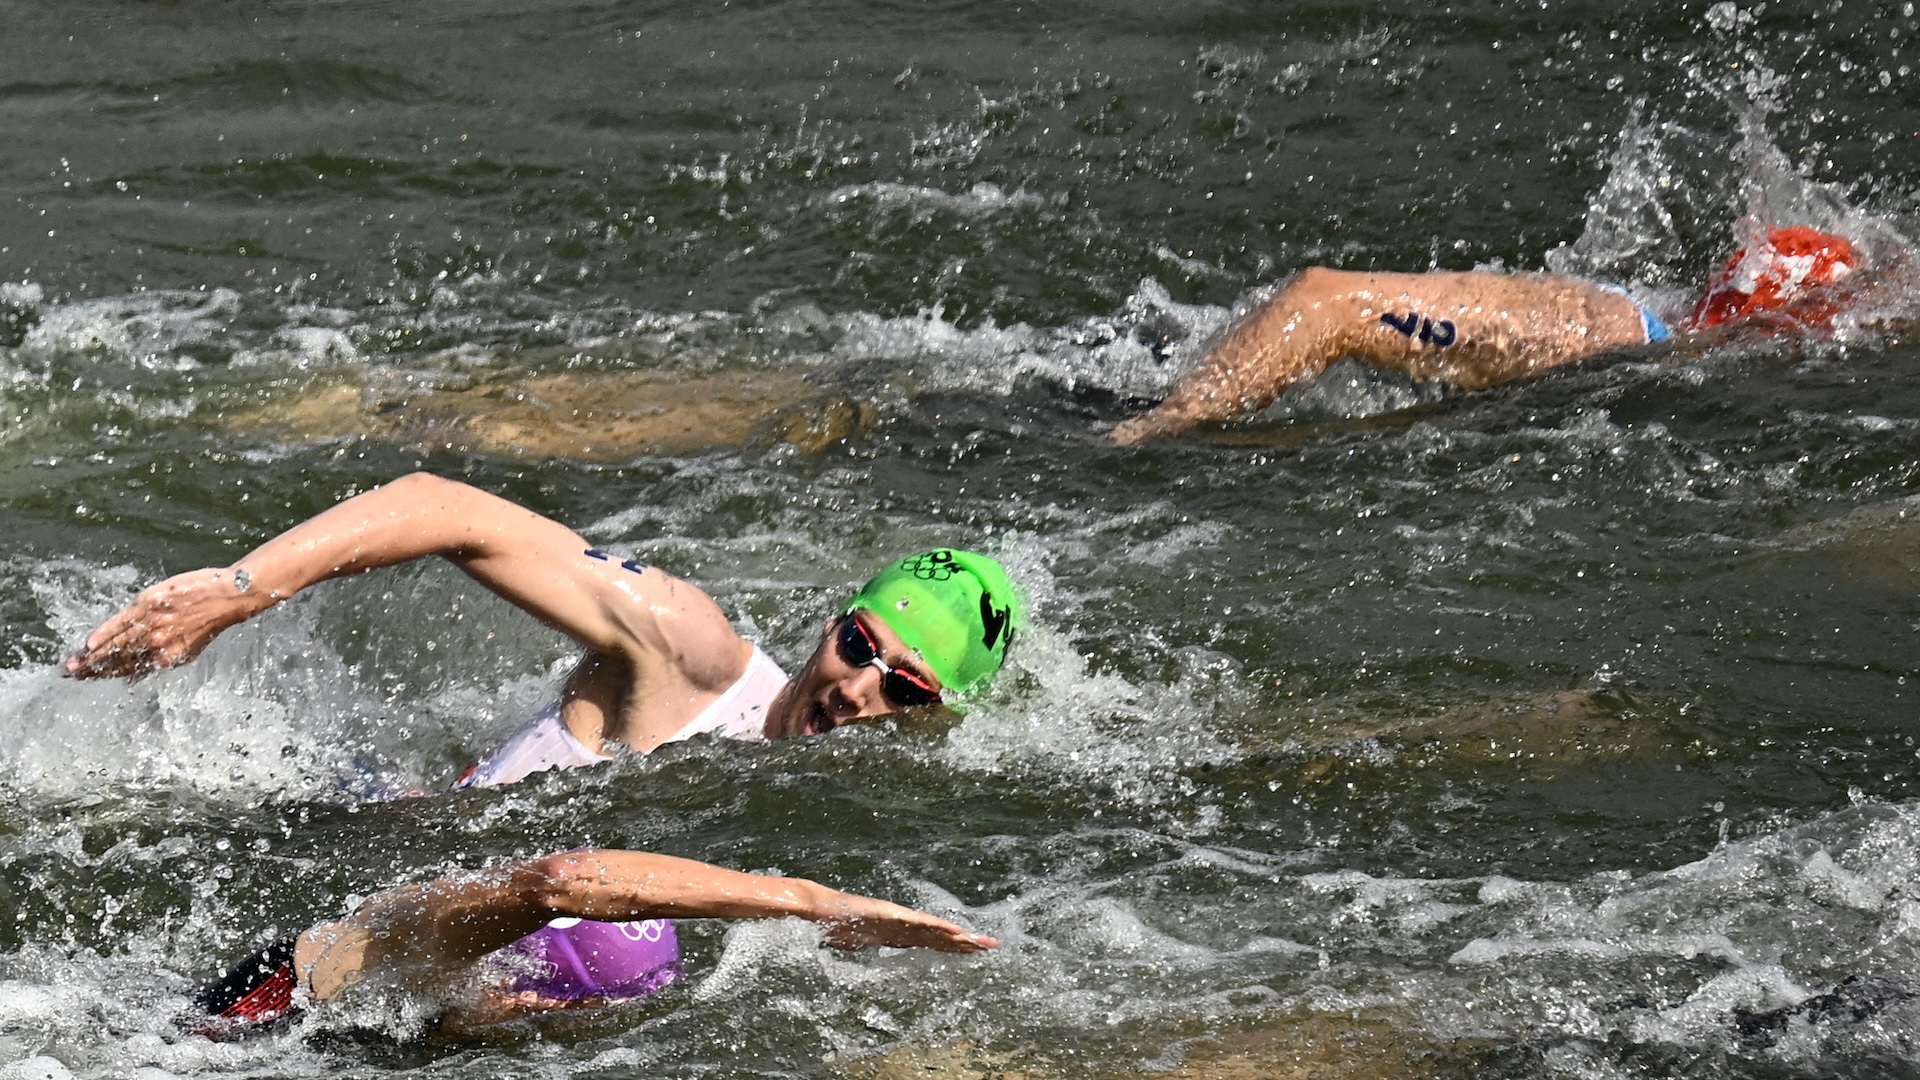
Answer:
[{"left": 804, "top": 704, "right": 837, "bottom": 737}]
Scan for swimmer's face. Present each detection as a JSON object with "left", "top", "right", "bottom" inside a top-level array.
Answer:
[{"left": 764, "top": 611, "right": 946, "bottom": 739}]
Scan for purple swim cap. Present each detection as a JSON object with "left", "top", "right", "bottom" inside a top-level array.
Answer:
[{"left": 501, "top": 917, "right": 679, "bottom": 1001}]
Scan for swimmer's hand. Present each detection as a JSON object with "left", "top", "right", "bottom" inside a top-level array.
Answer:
[
  {"left": 1111, "top": 399, "right": 1212, "bottom": 445},
  {"left": 817, "top": 894, "right": 998, "bottom": 954},
  {"left": 1110, "top": 412, "right": 1182, "bottom": 445},
  {"left": 64, "top": 566, "right": 268, "bottom": 679}
]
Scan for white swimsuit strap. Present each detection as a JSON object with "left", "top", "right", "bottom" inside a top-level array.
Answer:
[{"left": 669, "top": 646, "right": 788, "bottom": 743}]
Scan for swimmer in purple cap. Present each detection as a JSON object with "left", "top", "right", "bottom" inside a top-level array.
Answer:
[{"left": 189, "top": 847, "right": 996, "bottom": 1039}]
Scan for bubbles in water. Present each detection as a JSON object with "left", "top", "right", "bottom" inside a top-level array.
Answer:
[{"left": 15, "top": 291, "right": 238, "bottom": 373}]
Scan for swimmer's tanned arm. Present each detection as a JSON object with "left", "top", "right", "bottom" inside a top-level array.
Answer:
[
  {"left": 1112, "top": 226, "right": 1868, "bottom": 443},
  {"left": 1110, "top": 268, "right": 1651, "bottom": 444},
  {"left": 63, "top": 473, "right": 751, "bottom": 750},
  {"left": 296, "top": 849, "right": 998, "bottom": 1001}
]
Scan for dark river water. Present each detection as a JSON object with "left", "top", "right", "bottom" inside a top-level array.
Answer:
[{"left": 5, "top": 0, "right": 1920, "bottom": 1077}]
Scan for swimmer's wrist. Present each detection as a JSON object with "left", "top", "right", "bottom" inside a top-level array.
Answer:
[
  {"left": 788, "top": 879, "right": 844, "bottom": 924},
  {"left": 217, "top": 562, "right": 285, "bottom": 616}
]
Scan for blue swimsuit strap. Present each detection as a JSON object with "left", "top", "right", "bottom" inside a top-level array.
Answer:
[
  {"left": 1598, "top": 283, "right": 1671, "bottom": 344},
  {"left": 1640, "top": 304, "right": 1672, "bottom": 343}
]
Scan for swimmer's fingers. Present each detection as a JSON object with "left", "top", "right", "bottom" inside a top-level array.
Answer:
[
  {"left": 1110, "top": 411, "right": 1186, "bottom": 445},
  {"left": 64, "top": 607, "right": 170, "bottom": 679},
  {"left": 1109, "top": 416, "right": 1156, "bottom": 445},
  {"left": 64, "top": 568, "right": 259, "bottom": 679},
  {"left": 818, "top": 899, "right": 997, "bottom": 954}
]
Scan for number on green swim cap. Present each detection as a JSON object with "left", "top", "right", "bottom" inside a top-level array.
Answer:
[{"left": 847, "top": 549, "right": 1022, "bottom": 695}]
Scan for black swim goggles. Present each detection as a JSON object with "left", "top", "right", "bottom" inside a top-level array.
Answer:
[{"left": 837, "top": 616, "right": 943, "bottom": 708}]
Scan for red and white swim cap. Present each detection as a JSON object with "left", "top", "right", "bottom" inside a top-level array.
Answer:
[{"left": 1689, "top": 225, "right": 1857, "bottom": 330}]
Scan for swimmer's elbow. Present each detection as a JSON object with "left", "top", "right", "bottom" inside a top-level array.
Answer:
[
  {"left": 516, "top": 852, "right": 595, "bottom": 916},
  {"left": 517, "top": 849, "right": 669, "bottom": 921},
  {"left": 1286, "top": 265, "right": 1340, "bottom": 296},
  {"left": 384, "top": 470, "right": 471, "bottom": 503}
]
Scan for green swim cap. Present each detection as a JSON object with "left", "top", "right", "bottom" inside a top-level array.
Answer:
[{"left": 847, "top": 549, "right": 1021, "bottom": 695}]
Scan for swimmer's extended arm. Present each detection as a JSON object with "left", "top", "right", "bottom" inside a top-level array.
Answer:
[
  {"left": 1110, "top": 268, "right": 1650, "bottom": 444},
  {"left": 64, "top": 472, "right": 748, "bottom": 693},
  {"left": 295, "top": 849, "right": 998, "bottom": 1000}
]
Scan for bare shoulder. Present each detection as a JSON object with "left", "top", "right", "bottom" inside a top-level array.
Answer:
[{"left": 596, "top": 558, "right": 754, "bottom": 692}]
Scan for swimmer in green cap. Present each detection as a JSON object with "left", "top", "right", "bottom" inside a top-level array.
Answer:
[
  {"left": 65, "top": 473, "right": 1022, "bottom": 787},
  {"left": 768, "top": 548, "right": 1023, "bottom": 739}
]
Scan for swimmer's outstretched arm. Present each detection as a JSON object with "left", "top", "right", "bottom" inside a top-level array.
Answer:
[
  {"left": 1110, "top": 268, "right": 1651, "bottom": 444},
  {"left": 63, "top": 472, "right": 748, "bottom": 692},
  {"left": 295, "top": 849, "right": 998, "bottom": 1000}
]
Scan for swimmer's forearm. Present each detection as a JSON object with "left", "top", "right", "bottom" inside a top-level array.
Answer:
[
  {"left": 1111, "top": 387, "right": 1245, "bottom": 444},
  {"left": 1112, "top": 272, "right": 1346, "bottom": 444},
  {"left": 533, "top": 850, "right": 837, "bottom": 923},
  {"left": 1111, "top": 338, "right": 1312, "bottom": 443},
  {"left": 539, "top": 850, "right": 997, "bottom": 952},
  {"left": 228, "top": 472, "right": 548, "bottom": 603}
]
